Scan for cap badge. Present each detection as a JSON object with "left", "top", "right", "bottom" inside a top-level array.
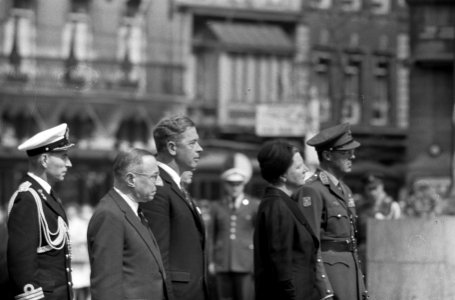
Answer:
[{"left": 302, "top": 197, "right": 312, "bottom": 207}]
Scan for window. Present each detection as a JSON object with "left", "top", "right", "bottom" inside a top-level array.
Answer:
[
  {"left": 310, "top": 0, "right": 332, "bottom": 9},
  {"left": 117, "top": 0, "right": 145, "bottom": 86},
  {"left": 228, "top": 54, "right": 293, "bottom": 104},
  {"left": 370, "top": 60, "right": 390, "bottom": 126},
  {"left": 341, "top": 59, "right": 362, "bottom": 124},
  {"left": 2, "top": 2, "right": 35, "bottom": 79},
  {"left": 314, "top": 55, "right": 332, "bottom": 122},
  {"left": 370, "top": 0, "right": 390, "bottom": 14},
  {"left": 62, "top": 1, "right": 92, "bottom": 85},
  {"left": 340, "top": 0, "right": 361, "bottom": 12}
]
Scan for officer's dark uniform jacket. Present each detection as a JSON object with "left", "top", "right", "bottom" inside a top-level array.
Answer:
[
  {"left": 293, "top": 169, "right": 368, "bottom": 300},
  {"left": 7, "top": 174, "right": 73, "bottom": 300}
]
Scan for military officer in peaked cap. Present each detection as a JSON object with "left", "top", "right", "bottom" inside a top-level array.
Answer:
[
  {"left": 209, "top": 165, "right": 259, "bottom": 300},
  {"left": 7, "top": 123, "right": 74, "bottom": 300},
  {"left": 292, "top": 123, "right": 369, "bottom": 300}
]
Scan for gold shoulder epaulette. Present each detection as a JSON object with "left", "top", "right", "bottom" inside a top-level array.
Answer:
[{"left": 18, "top": 181, "right": 32, "bottom": 192}]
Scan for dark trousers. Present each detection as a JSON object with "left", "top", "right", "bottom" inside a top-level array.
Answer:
[{"left": 216, "top": 272, "right": 254, "bottom": 300}]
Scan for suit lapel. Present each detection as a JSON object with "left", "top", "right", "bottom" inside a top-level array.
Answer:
[
  {"left": 109, "top": 189, "right": 166, "bottom": 274},
  {"left": 159, "top": 168, "right": 206, "bottom": 238},
  {"left": 26, "top": 175, "right": 67, "bottom": 221}
]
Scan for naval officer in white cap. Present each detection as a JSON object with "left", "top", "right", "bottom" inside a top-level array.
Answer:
[
  {"left": 7, "top": 123, "right": 74, "bottom": 300},
  {"left": 209, "top": 154, "right": 259, "bottom": 300}
]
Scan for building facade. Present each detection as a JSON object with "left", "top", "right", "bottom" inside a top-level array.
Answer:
[
  {"left": 406, "top": 0, "right": 454, "bottom": 196},
  {"left": 0, "top": 0, "right": 188, "bottom": 206},
  {"left": 0, "top": 0, "right": 411, "bottom": 206}
]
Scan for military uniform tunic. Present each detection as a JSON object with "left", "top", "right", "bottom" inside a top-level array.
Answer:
[
  {"left": 293, "top": 169, "right": 368, "bottom": 300},
  {"left": 7, "top": 174, "right": 73, "bottom": 300}
]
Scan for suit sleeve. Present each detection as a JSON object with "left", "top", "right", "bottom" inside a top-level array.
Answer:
[
  {"left": 293, "top": 187, "right": 334, "bottom": 300},
  {"left": 87, "top": 210, "right": 124, "bottom": 300},
  {"left": 7, "top": 192, "right": 41, "bottom": 294},
  {"left": 263, "top": 200, "right": 297, "bottom": 299},
  {"left": 140, "top": 187, "right": 173, "bottom": 299}
]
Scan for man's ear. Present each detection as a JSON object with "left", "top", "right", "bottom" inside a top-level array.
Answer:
[
  {"left": 125, "top": 173, "right": 135, "bottom": 188},
  {"left": 167, "top": 140, "right": 177, "bottom": 156},
  {"left": 40, "top": 154, "right": 48, "bottom": 168},
  {"left": 322, "top": 150, "right": 331, "bottom": 161}
]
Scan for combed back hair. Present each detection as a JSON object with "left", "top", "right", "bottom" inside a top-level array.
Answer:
[
  {"left": 153, "top": 114, "right": 195, "bottom": 153},
  {"left": 257, "top": 139, "right": 300, "bottom": 185},
  {"left": 113, "top": 148, "right": 155, "bottom": 180}
]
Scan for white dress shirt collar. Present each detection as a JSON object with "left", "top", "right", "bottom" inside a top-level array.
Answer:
[
  {"left": 114, "top": 187, "right": 139, "bottom": 217},
  {"left": 27, "top": 172, "right": 51, "bottom": 194},
  {"left": 157, "top": 162, "right": 182, "bottom": 189}
]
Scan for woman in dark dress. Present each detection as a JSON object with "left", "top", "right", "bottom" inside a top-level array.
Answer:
[{"left": 254, "top": 140, "right": 321, "bottom": 300}]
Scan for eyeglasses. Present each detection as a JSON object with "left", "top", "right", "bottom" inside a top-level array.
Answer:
[
  {"left": 331, "top": 149, "right": 355, "bottom": 157},
  {"left": 130, "top": 171, "right": 163, "bottom": 186}
]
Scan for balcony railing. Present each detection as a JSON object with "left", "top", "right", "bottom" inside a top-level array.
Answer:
[{"left": 0, "top": 55, "right": 185, "bottom": 96}]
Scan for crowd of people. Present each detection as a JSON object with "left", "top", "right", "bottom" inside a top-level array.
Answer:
[{"left": 1, "top": 115, "right": 450, "bottom": 300}]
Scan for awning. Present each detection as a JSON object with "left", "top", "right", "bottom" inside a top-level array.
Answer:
[{"left": 204, "top": 22, "right": 294, "bottom": 54}]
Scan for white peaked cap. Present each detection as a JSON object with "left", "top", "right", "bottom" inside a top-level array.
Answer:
[
  {"left": 220, "top": 152, "right": 253, "bottom": 183},
  {"left": 18, "top": 123, "right": 75, "bottom": 156}
]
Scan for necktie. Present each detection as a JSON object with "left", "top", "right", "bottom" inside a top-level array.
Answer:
[
  {"left": 138, "top": 208, "right": 160, "bottom": 249},
  {"left": 138, "top": 208, "right": 150, "bottom": 229},
  {"left": 181, "top": 186, "right": 196, "bottom": 212}
]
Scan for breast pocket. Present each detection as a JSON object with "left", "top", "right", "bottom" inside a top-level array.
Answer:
[{"left": 325, "top": 203, "right": 351, "bottom": 237}]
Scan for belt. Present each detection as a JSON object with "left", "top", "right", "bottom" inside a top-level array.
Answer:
[{"left": 321, "top": 240, "right": 357, "bottom": 252}]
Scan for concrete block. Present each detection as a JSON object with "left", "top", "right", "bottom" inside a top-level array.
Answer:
[{"left": 366, "top": 217, "right": 455, "bottom": 300}]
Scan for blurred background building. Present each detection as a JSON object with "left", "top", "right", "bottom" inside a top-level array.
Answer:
[{"left": 0, "top": 0, "right": 452, "bottom": 207}]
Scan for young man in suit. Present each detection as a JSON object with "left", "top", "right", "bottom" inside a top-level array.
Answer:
[
  {"left": 7, "top": 123, "right": 74, "bottom": 300},
  {"left": 87, "top": 148, "right": 168, "bottom": 300},
  {"left": 140, "top": 114, "right": 207, "bottom": 300}
]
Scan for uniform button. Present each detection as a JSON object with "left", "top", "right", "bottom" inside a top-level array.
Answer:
[
  {"left": 230, "top": 234, "right": 236, "bottom": 240},
  {"left": 317, "top": 258, "right": 322, "bottom": 262},
  {"left": 231, "top": 215, "right": 237, "bottom": 220},
  {"left": 327, "top": 289, "right": 331, "bottom": 293},
  {"left": 321, "top": 274, "right": 326, "bottom": 278},
  {"left": 66, "top": 254, "right": 70, "bottom": 258},
  {"left": 66, "top": 268, "right": 70, "bottom": 272},
  {"left": 337, "top": 214, "right": 342, "bottom": 218},
  {"left": 68, "top": 282, "right": 72, "bottom": 286}
]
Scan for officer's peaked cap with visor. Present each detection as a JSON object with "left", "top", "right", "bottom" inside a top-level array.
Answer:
[
  {"left": 307, "top": 123, "right": 360, "bottom": 151},
  {"left": 18, "top": 123, "right": 75, "bottom": 156}
]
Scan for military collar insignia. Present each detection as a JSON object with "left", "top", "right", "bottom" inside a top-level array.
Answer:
[
  {"left": 37, "top": 189, "right": 47, "bottom": 200},
  {"left": 318, "top": 172, "right": 330, "bottom": 185},
  {"left": 347, "top": 196, "right": 355, "bottom": 208},
  {"left": 301, "top": 196, "right": 312, "bottom": 207}
]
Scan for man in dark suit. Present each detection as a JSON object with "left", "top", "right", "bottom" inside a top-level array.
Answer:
[
  {"left": 293, "top": 123, "right": 369, "bottom": 300},
  {"left": 209, "top": 166, "right": 259, "bottom": 300},
  {"left": 140, "top": 114, "right": 207, "bottom": 300},
  {"left": 87, "top": 148, "right": 168, "bottom": 300},
  {"left": 7, "top": 123, "right": 74, "bottom": 300}
]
